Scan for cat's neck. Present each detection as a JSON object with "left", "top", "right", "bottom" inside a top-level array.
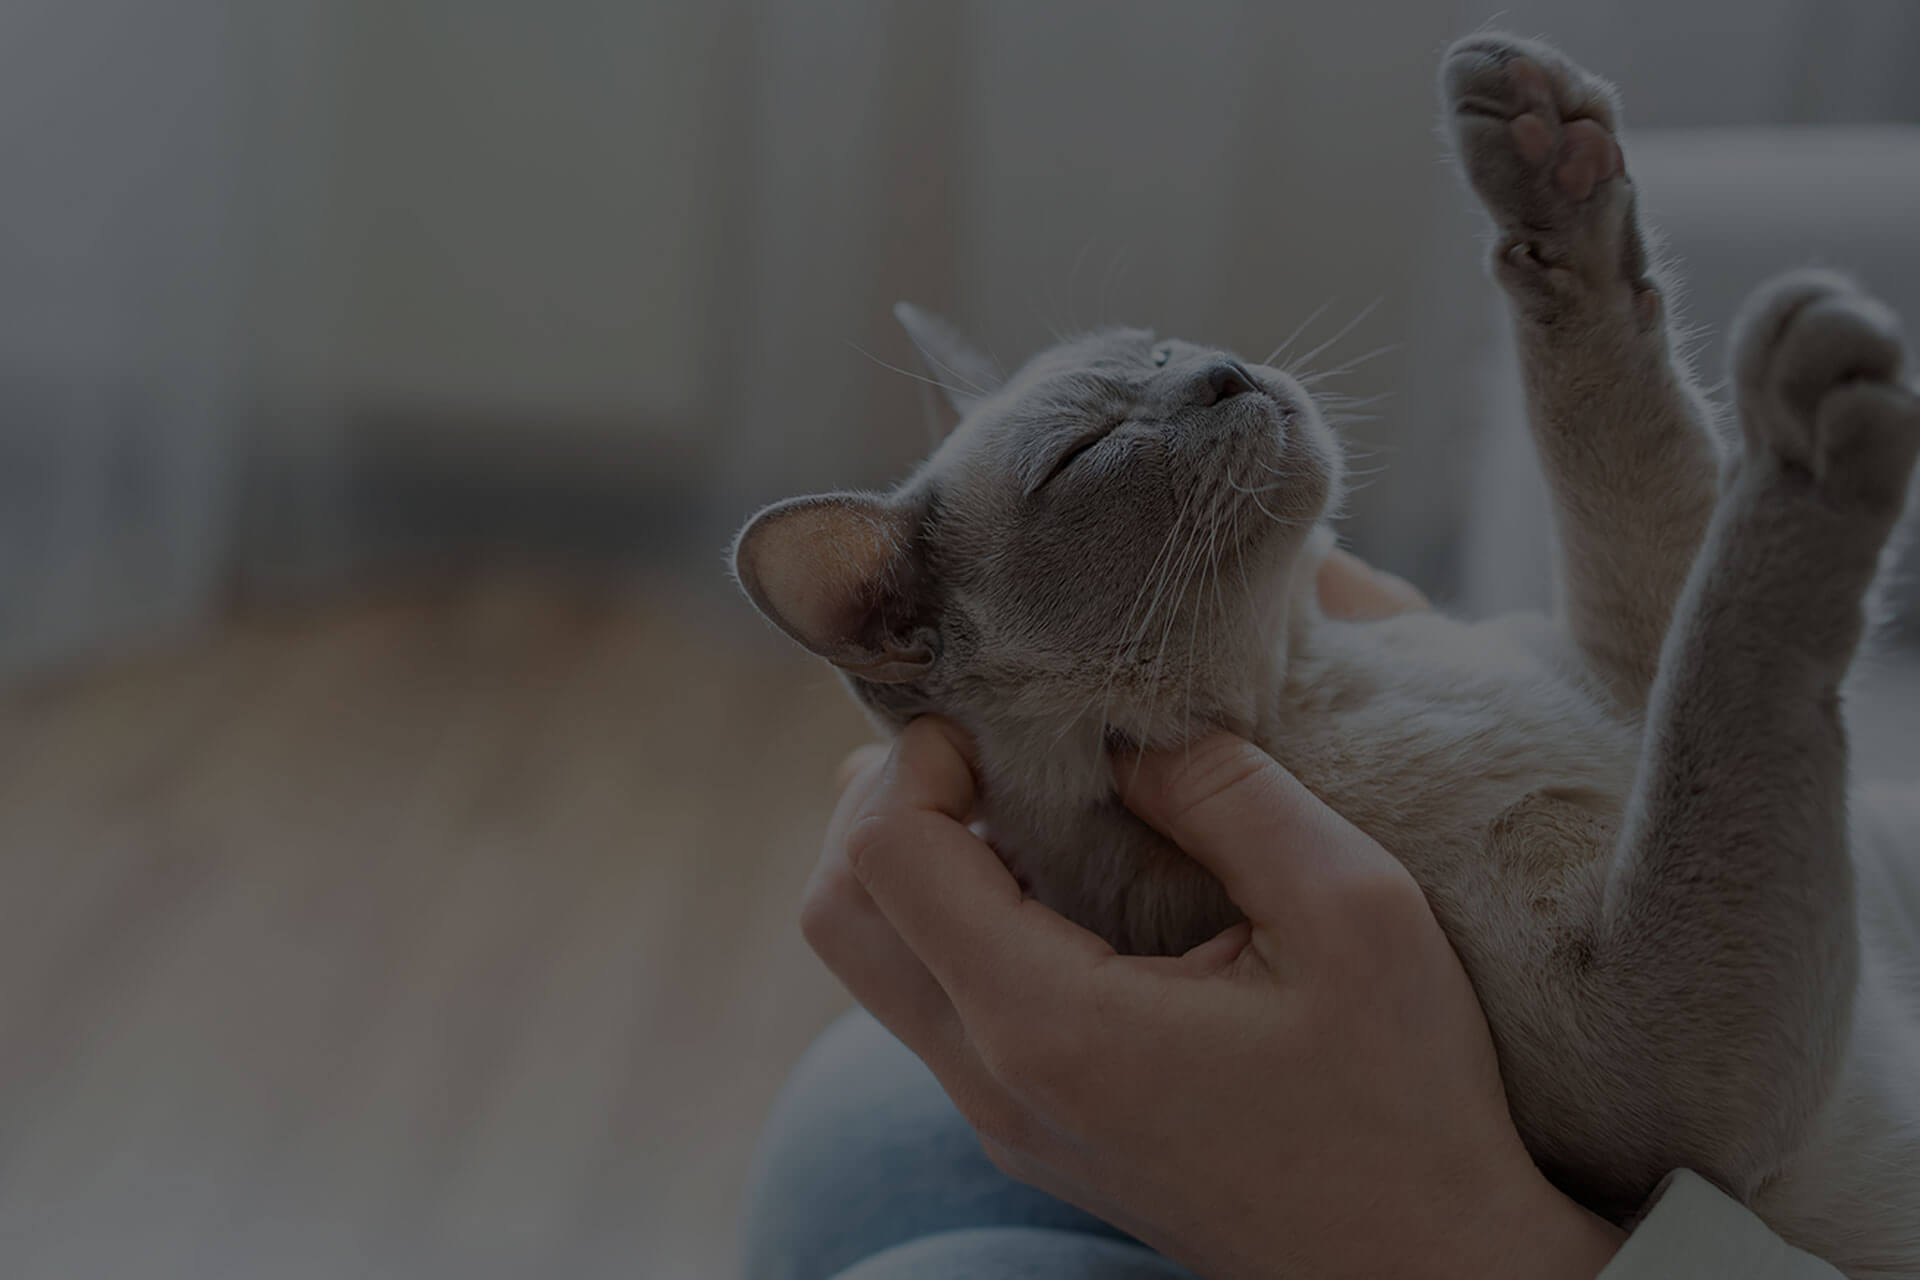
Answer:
[{"left": 969, "top": 586, "right": 1632, "bottom": 893}]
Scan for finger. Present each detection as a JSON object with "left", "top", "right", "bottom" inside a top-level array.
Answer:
[
  {"left": 800, "top": 849, "right": 1047, "bottom": 1158},
  {"left": 821, "top": 739, "right": 894, "bottom": 864},
  {"left": 847, "top": 718, "right": 1113, "bottom": 1020},
  {"left": 1175, "top": 919, "right": 1255, "bottom": 976},
  {"left": 1115, "top": 732, "right": 1399, "bottom": 936},
  {"left": 1317, "top": 546, "right": 1430, "bottom": 620},
  {"left": 836, "top": 743, "right": 888, "bottom": 791},
  {"left": 800, "top": 840, "right": 966, "bottom": 1064},
  {"left": 871, "top": 715, "right": 977, "bottom": 822}
]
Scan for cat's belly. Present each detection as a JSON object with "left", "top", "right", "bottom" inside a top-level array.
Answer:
[{"left": 1262, "top": 611, "right": 1641, "bottom": 899}]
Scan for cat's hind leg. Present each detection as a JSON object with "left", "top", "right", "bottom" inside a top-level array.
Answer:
[{"left": 1442, "top": 34, "right": 1721, "bottom": 709}]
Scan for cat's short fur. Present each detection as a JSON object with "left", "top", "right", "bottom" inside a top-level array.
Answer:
[{"left": 734, "top": 33, "right": 1920, "bottom": 1276}]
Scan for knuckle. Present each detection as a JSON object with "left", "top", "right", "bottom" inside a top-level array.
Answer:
[
  {"left": 796, "top": 876, "right": 844, "bottom": 953},
  {"left": 979, "top": 1019, "right": 1086, "bottom": 1118},
  {"left": 1155, "top": 735, "right": 1279, "bottom": 825},
  {"left": 841, "top": 808, "right": 903, "bottom": 883}
]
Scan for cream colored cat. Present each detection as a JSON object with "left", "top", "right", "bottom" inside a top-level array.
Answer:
[{"left": 734, "top": 33, "right": 1920, "bottom": 1277}]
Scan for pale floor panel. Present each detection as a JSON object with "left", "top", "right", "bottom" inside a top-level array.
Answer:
[{"left": 0, "top": 577, "right": 866, "bottom": 1280}]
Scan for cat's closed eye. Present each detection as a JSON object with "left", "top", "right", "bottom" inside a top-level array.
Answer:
[{"left": 1034, "top": 417, "right": 1125, "bottom": 493}]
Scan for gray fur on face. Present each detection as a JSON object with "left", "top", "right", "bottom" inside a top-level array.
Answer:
[
  {"left": 736, "top": 322, "right": 1344, "bottom": 954},
  {"left": 737, "top": 31, "right": 1920, "bottom": 1276}
]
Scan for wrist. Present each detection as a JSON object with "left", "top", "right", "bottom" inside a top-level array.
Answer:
[{"left": 1495, "top": 1173, "right": 1625, "bottom": 1280}]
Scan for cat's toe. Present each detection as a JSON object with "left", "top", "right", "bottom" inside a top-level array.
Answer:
[
  {"left": 1442, "top": 33, "right": 1641, "bottom": 313},
  {"left": 1443, "top": 32, "right": 1618, "bottom": 135},
  {"left": 1731, "top": 270, "right": 1919, "bottom": 510},
  {"left": 1442, "top": 34, "right": 1622, "bottom": 209}
]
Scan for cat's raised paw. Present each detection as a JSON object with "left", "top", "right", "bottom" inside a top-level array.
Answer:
[
  {"left": 1442, "top": 33, "right": 1649, "bottom": 316},
  {"left": 1730, "top": 269, "right": 1919, "bottom": 511}
]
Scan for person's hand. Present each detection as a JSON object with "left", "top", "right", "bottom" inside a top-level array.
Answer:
[
  {"left": 804, "top": 724, "right": 1624, "bottom": 1279},
  {"left": 1316, "top": 544, "right": 1429, "bottom": 620}
]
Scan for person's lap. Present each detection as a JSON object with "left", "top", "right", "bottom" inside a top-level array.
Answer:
[{"left": 741, "top": 1009, "right": 1195, "bottom": 1280}]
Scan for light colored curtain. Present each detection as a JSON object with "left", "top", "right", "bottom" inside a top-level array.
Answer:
[
  {"left": 0, "top": 1, "right": 358, "bottom": 680},
  {"left": 7, "top": 0, "right": 1917, "bottom": 680},
  {"left": 0, "top": 1, "right": 243, "bottom": 677}
]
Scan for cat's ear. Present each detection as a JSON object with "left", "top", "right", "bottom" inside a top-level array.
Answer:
[
  {"left": 894, "top": 302, "right": 1002, "bottom": 432},
  {"left": 732, "top": 493, "right": 935, "bottom": 683}
]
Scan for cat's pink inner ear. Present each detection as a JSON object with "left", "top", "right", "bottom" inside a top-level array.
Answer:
[{"left": 735, "top": 496, "right": 932, "bottom": 681}]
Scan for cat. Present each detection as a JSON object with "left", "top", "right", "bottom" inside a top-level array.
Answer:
[{"left": 732, "top": 32, "right": 1920, "bottom": 1278}]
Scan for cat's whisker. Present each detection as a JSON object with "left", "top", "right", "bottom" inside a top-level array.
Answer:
[
  {"left": 1263, "top": 300, "right": 1333, "bottom": 367},
  {"left": 1314, "top": 390, "right": 1393, "bottom": 410},
  {"left": 1285, "top": 298, "right": 1381, "bottom": 377},
  {"left": 1137, "top": 502, "right": 1215, "bottom": 752},
  {"left": 1119, "top": 482, "right": 1202, "bottom": 662},
  {"left": 1180, "top": 512, "right": 1222, "bottom": 762},
  {"left": 1252, "top": 455, "right": 1313, "bottom": 480},
  {"left": 1297, "top": 341, "right": 1401, "bottom": 386},
  {"left": 1330, "top": 435, "right": 1397, "bottom": 458},
  {"left": 1241, "top": 483, "right": 1316, "bottom": 531},
  {"left": 1073, "top": 478, "right": 1207, "bottom": 752},
  {"left": 1200, "top": 504, "right": 1236, "bottom": 750},
  {"left": 846, "top": 341, "right": 978, "bottom": 400},
  {"left": 917, "top": 347, "right": 994, "bottom": 399},
  {"left": 1224, "top": 473, "right": 1297, "bottom": 496},
  {"left": 1131, "top": 519, "right": 1200, "bottom": 750}
]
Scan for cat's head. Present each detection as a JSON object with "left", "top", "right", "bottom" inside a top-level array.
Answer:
[{"left": 733, "top": 304, "right": 1344, "bottom": 765}]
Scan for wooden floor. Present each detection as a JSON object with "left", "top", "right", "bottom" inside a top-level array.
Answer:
[
  {"left": 5, "top": 573, "right": 1916, "bottom": 1280},
  {"left": 0, "top": 575, "right": 869, "bottom": 1280}
]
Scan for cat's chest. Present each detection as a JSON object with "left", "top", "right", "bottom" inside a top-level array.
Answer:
[{"left": 1257, "top": 613, "right": 1639, "bottom": 887}]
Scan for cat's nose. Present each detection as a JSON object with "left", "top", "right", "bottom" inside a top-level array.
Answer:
[{"left": 1192, "top": 360, "right": 1259, "bottom": 407}]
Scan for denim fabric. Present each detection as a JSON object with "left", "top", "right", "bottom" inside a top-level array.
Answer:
[{"left": 740, "top": 1009, "right": 1194, "bottom": 1280}]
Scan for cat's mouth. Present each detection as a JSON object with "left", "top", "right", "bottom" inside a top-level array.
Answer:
[
  {"left": 1245, "top": 365, "right": 1312, "bottom": 414},
  {"left": 1205, "top": 382, "right": 1335, "bottom": 540},
  {"left": 1221, "top": 387, "right": 1293, "bottom": 426}
]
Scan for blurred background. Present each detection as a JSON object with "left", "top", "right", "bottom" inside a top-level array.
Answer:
[{"left": 4, "top": 1, "right": 1919, "bottom": 1276}]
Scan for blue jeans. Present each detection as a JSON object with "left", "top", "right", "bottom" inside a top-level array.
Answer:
[{"left": 741, "top": 1010, "right": 1198, "bottom": 1280}]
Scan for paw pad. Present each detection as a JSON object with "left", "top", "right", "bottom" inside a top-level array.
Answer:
[
  {"left": 1443, "top": 32, "right": 1641, "bottom": 300},
  {"left": 1730, "top": 270, "right": 1918, "bottom": 506}
]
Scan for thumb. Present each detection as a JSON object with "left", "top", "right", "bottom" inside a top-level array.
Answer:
[
  {"left": 1116, "top": 732, "right": 1396, "bottom": 932},
  {"left": 1317, "top": 546, "right": 1430, "bottom": 621}
]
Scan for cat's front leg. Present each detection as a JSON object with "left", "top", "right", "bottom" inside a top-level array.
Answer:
[
  {"left": 1442, "top": 34, "right": 1721, "bottom": 710},
  {"left": 1508, "top": 272, "right": 1917, "bottom": 1213}
]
